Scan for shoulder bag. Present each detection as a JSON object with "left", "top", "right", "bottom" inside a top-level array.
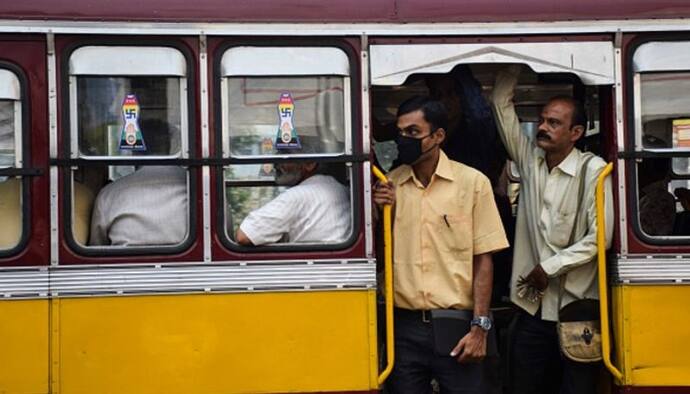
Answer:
[{"left": 556, "top": 154, "right": 603, "bottom": 363}]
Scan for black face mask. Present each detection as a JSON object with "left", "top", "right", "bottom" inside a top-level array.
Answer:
[{"left": 395, "top": 131, "right": 437, "bottom": 165}]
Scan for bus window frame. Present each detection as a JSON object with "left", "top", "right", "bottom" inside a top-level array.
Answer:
[
  {"left": 60, "top": 40, "right": 199, "bottom": 257},
  {"left": 0, "top": 62, "right": 31, "bottom": 258},
  {"left": 626, "top": 35, "right": 690, "bottom": 245},
  {"left": 369, "top": 41, "right": 616, "bottom": 87},
  {"left": 213, "top": 40, "right": 363, "bottom": 254}
]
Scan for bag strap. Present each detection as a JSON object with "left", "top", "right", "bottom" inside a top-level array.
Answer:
[{"left": 557, "top": 153, "right": 595, "bottom": 317}]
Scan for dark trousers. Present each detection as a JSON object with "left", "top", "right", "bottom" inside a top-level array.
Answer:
[
  {"left": 386, "top": 309, "right": 485, "bottom": 394},
  {"left": 510, "top": 310, "right": 600, "bottom": 394}
]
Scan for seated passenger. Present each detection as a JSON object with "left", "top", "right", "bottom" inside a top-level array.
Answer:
[
  {"left": 0, "top": 177, "right": 21, "bottom": 249},
  {"left": 674, "top": 187, "right": 690, "bottom": 235},
  {"left": 638, "top": 135, "right": 675, "bottom": 236},
  {"left": 89, "top": 119, "right": 187, "bottom": 246},
  {"left": 73, "top": 181, "right": 95, "bottom": 245},
  {"left": 235, "top": 147, "right": 350, "bottom": 246}
]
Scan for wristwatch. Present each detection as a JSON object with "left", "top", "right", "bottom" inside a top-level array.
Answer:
[{"left": 470, "top": 316, "right": 492, "bottom": 331}]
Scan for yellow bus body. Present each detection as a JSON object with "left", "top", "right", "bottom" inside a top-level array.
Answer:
[
  {"left": 0, "top": 291, "right": 378, "bottom": 394},
  {"left": 612, "top": 285, "right": 690, "bottom": 388},
  {"left": 0, "top": 300, "right": 49, "bottom": 394}
]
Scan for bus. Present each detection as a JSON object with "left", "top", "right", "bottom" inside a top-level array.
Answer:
[{"left": 0, "top": 0, "right": 689, "bottom": 393}]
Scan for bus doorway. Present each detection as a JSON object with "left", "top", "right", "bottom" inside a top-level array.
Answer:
[{"left": 368, "top": 39, "right": 616, "bottom": 393}]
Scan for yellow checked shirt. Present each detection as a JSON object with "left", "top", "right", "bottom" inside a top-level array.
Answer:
[{"left": 388, "top": 151, "right": 509, "bottom": 311}]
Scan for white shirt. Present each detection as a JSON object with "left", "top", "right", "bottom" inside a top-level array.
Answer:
[
  {"left": 90, "top": 166, "right": 188, "bottom": 246},
  {"left": 239, "top": 174, "right": 351, "bottom": 245},
  {"left": 491, "top": 67, "right": 614, "bottom": 321}
]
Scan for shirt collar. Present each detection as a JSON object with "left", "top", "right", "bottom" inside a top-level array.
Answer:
[
  {"left": 557, "top": 149, "right": 580, "bottom": 177},
  {"left": 300, "top": 174, "right": 325, "bottom": 186},
  {"left": 537, "top": 147, "right": 580, "bottom": 177},
  {"left": 396, "top": 150, "right": 455, "bottom": 186}
]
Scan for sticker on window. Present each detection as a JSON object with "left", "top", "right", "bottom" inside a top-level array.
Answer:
[
  {"left": 275, "top": 92, "right": 301, "bottom": 150},
  {"left": 119, "top": 94, "right": 146, "bottom": 151},
  {"left": 673, "top": 119, "right": 690, "bottom": 149}
]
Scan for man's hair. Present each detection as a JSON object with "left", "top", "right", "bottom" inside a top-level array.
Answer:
[
  {"left": 396, "top": 96, "right": 449, "bottom": 133},
  {"left": 139, "top": 118, "right": 172, "bottom": 155},
  {"left": 547, "top": 95, "right": 588, "bottom": 130}
]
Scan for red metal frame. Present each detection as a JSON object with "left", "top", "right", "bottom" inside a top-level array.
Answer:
[
  {"left": 1, "top": 0, "right": 690, "bottom": 23},
  {"left": 0, "top": 35, "right": 49, "bottom": 267},
  {"left": 54, "top": 35, "right": 205, "bottom": 264},
  {"left": 619, "top": 32, "right": 690, "bottom": 254},
  {"left": 206, "top": 36, "right": 367, "bottom": 261}
]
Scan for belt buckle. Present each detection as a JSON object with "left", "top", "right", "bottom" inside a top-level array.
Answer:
[{"left": 422, "top": 310, "right": 430, "bottom": 323}]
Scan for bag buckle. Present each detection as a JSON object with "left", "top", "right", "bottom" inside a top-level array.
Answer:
[{"left": 581, "top": 327, "right": 594, "bottom": 345}]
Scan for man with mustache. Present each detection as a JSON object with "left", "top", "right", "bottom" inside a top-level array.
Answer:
[
  {"left": 491, "top": 66, "right": 613, "bottom": 394},
  {"left": 235, "top": 145, "right": 350, "bottom": 246}
]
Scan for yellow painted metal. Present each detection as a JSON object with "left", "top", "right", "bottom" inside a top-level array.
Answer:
[
  {"left": 56, "top": 291, "right": 375, "bottom": 394},
  {"left": 0, "top": 300, "right": 49, "bottom": 394},
  {"left": 366, "top": 289, "right": 380, "bottom": 388},
  {"left": 611, "top": 285, "right": 690, "bottom": 387},
  {"left": 50, "top": 298, "right": 61, "bottom": 394},
  {"left": 595, "top": 162, "right": 623, "bottom": 382},
  {"left": 611, "top": 285, "right": 632, "bottom": 385},
  {"left": 372, "top": 165, "right": 394, "bottom": 386}
]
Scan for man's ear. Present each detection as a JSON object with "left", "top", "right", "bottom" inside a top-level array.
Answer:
[
  {"left": 304, "top": 162, "right": 318, "bottom": 173},
  {"left": 435, "top": 128, "right": 446, "bottom": 145},
  {"left": 570, "top": 125, "right": 585, "bottom": 143}
]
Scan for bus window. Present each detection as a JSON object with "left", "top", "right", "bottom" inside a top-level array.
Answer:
[
  {"left": 632, "top": 42, "right": 690, "bottom": 238},
  {"left": 66, "top": 46, "right": 194, "bottom": 252},
  {"left": 219, "top": 46, "right": 354, "bottom": 249},
  {"left": 0, "top": 69, "right": 23, "bottom": 251}
]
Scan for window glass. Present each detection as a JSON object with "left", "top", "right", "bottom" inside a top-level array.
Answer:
[
  {"left": 226, "top": 184, "right": 285, "bottom": 237},
  {"left": 79, "top": 164, "right": 190, "bottom": 248},
  {"left": 226, "top": 77, "right": 345, "bottom": 158},
  {"left": 222, "top": 73, "right": 353, "bottom": 247},
  {"left": 0, "top": 98, "right": 21, "bottom": 250},
  {"left": 68, "top": 47, "right": 191, "bottom": 251},
  {"left": 77, "top": 76, "right": 182, "bottom": 159},
  {"left": 223, "top": 162, "right": 352, "bottom": 246},
  {"left": 0, "top": 101, "right": 15, "bottom": 167},
  {"left": 639, "top": 72, "right": 690, "bottom": 174},
  {"left": 636, "top": 71, "right": 690, "bottom": 237}
]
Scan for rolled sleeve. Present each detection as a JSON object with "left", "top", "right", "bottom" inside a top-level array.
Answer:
[{"left": 239, "top": 193, "right": 295, "bottom": 245}]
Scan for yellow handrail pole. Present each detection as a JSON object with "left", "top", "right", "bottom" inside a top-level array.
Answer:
[
  {"left": 372, "top": 165, "right": 395, "bottom": 386},
  {"left": 596, "top": 162, "right": 623, "bottom": 382}
]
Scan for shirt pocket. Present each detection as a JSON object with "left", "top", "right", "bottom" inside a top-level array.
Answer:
[
  {"left": 548, "top": 211, "right": 575, "bottom": 247},
  {"left": 433, "top": 213, "right": 473, "bottom": 253}
]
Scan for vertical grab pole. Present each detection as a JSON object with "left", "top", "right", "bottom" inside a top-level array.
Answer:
[
  {"left": 372, "top": 165, "right": 394, "bottom": 385},
  {"left": 596, "top": 162, "right": 623, "bottom": 382}
]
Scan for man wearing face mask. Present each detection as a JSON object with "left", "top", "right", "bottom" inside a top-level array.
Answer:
[
  {"left": 235, "top": 151, "right": 350, "bottom": 246},
  {"left": 373, "top": 96, "right": 509, "bottom": 394}
]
